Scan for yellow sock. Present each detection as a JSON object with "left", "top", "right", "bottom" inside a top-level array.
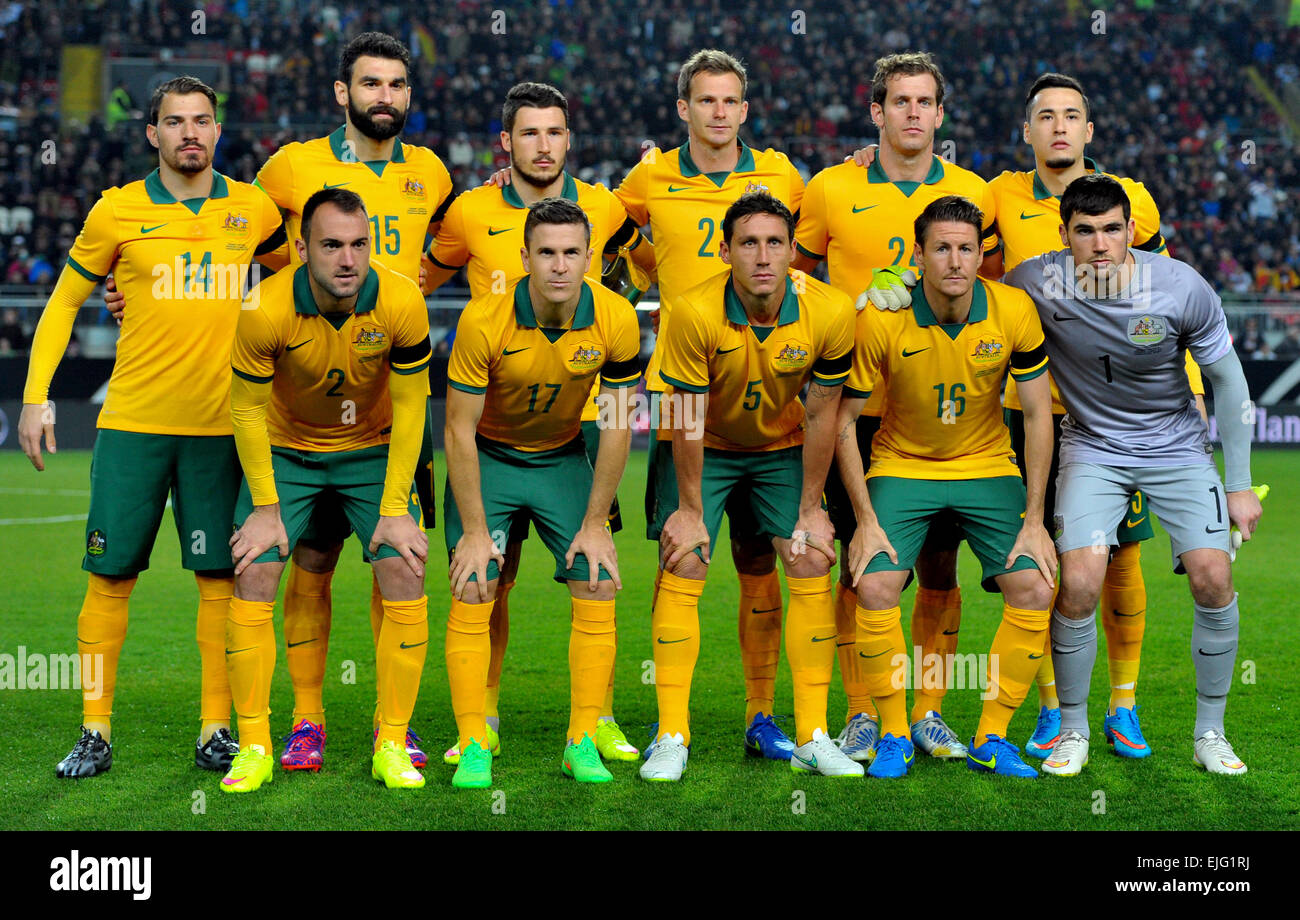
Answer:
[
  {"left": 856, "top": 604, "right": 908, "bottom": 738},
  {"left": 227, "top": 597, "right": 276, "bottom": 753},
  {"left": 784, "top": 574, "right": 835, "bottom": 745},
  {"left": 569, "top": 597, "right": 616, "bottom": 742},
  {"left": 910, "top": 586, "right": 962, "bottom": 722},
  {"left": 974, "top": 604, "right": 1050, "bottom": 742},
  {"left": 78, "top": 574, "right": 135, "bottom": 742},
  {"left": 652, "top": 570, "right": 704, "bottom": 745},
  {"left": 1102, "top": 541, "right": 1146, "bottom": 712},
  {"left": 283, "top": 562, "right": 331, "bottom": 727},
  {"left": 376, "top": 596, "right": 429, "bottom": 749},
  {"left": 447, "top": 595, "right": 493, "bottom": 751},
  {"left": 195, "top": 575, "right": 233, "bottom": 738},
  {"left": 601, "top": 624, "right": 617, "bottom": 718},
  {"left": 737, "top": 570, "right": 782, "bottom": 723},
  {"left": 485, "top": 581, "right": 512, "bottom": 719},
  {"left": 835, "top": 583, "right": 877, "bottom": 721}
]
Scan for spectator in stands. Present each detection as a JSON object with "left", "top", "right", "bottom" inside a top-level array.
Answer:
[
  {"left": 1274, "top": 326, "right": 1300, "bottom": 362},
  {"left": 1236, "top": 317, "right": 1271, "bottom": 360},
  {"left": 0, "top": 308, "right": 26, "bottom": 354}
]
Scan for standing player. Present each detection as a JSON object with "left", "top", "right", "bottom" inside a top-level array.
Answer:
[
  {"left": 18, "top": 77, "right": 284, "bottom": 777},
  {"left": 835, "top": 196, "right": 1056, "bottom": 779},
  {"left": 642, "top": 193, "right": 857, "bottom": 782},
  {"left": 792, "top": 52, "right": 998, "bottom": 763},
  {"left": 220, "top": 188, "right": 433, "bottom": 793},
  {"left": 620, "top": 50, "right": 808, "bottom": 759},
  {"left": 426, "top": 82, "right": 652, "bottom": 766},
  {"left": 1004, "top": 175, "right": 1260, "bottom": 776},
  {"left": 251, "top": 32, "right": 453, "bottom": 772},
  {"left": 442, "top": 199, "right": 641, "bottom": 789}
]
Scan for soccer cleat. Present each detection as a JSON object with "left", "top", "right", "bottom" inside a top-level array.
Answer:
[
  {"left": 562, "top": 735, "right": 614, "bottom": 783},
  {"left": 1024, "top": 705, "right": 1062, "bottom": 759},
  {"left": 744, "top": 713, "right": 795, "bottom": 760},
  {"left": 909, "top": 711, "right": 968, "bottom": 759},
  {"left": 372, "top": 739, "right": 425, "bottom": 789},
  {"left": 279, "top": 719, "right": 326, "bottom": 771},
  {"left": 834, "top": 712, "right": 879, "bottom": 763},
  {"left": 195, "top": 727, "right": 240, "bottom": 772},
  {"left": 55, "top": 726, "right": 112, "bottom": 779},
  {"left": 451, "top": 738, "right": 493, "bottom": 789},
  {"left": 1193, "top": 730, "right": 1247, "bottom": 776},
  {"left": 867, "top": 733, "right": 914, "bottom": 778},
  {"left": 967, "top": 733, "right": 1038, "bottom": 778},
  {"left": 1042, "top": 729, "right": 1090, "bottom": 776},
  {"left": 220, "top": 745, "right": 273, "bottom": 793},
  {"left": 640, "top": 732, "right": 689, "bottom": 782},
  {"left": 374, "top": 727, "right": 428, "bottom": 770},
  {"left": 595, "top": 719, "right": 640, "bottom": 762},
  {"left": 442, "top": 723, "right": 500, "bottom": 765},
  {"left": 1103, "top": 705, "right": 1152, "bottom": 759},
  {"left": 791, "top": 728, "right": 866, "bottom": 777}
]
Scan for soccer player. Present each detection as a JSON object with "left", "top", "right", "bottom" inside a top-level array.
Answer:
[
  {"left": 249, "top": 32, "right": 453, "bottom": 772},
  {"left": 792, "top": 52, "right": 998, "bottom": 763},
  {"left": 641, "top": 192, "right": 857, "bottom": 782},
  {"left": 220, "top": 187, "right": 433, "bottom": 793},
  {"left": 836, "top": 195, "right": 1056, "bottom": 779},
  {"left": 18, "top": 76, "right": 284, "bottom": 777},
  {"left": 619, "top": 49, "right": 808, "bottom": 759},
  {"left": 1004, "top": 175, "right": 1261, "bottom": 776},
  {"left": 425, "top": 81, "right": 652, "bottom": 766},
  {"left": 442, "top": 198, "right": 641, "bottom": 788}
]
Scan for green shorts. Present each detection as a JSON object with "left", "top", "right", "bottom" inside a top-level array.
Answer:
[
  {"left": 863, "top": 476, "right": 1039, "bottom": 592},
  {"left": 234, "top": 445, "right": 421, "bottom": 566},
  {"left": 649, "top": 445, "right": 801, "bottom": 560},
  {"left": 443, "top": 435, "right": 609, "bottom": 584},
  {"left": 83, "top": 429, "right": 241, "bottom": 578},
  {"left": 582, "top": 419, "right": 622, "bottom": 534}
]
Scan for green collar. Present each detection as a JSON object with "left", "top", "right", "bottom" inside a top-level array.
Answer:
[
  {"left": 866, "top": 155, "right": 945, "bottom": 197},
  {"left": 292, "top": 264, "right": 379, "bottom": 316},
  {"left": 512, "top": 277, "right": 595, "bottom": 329},
  {"left": 912, "top": 278, "right": 988, "bottom": 336},
  {"left": 328, "top": 125, "right": 405, "bottom": 176},
  {"left": 501, "top": 172, "right": 579, "bottom": 209},
  {"left": 1032, "top": 155, "right": 1103, "bottom": 200},
  {"left": 677, "top": 140, "right": 757, "bottom": 188},
  {"left": 144, "top": 169, "right": 229, "bottom": 214},
  {"left": 724, "top": 275, "right": 800, "bottom": 327}
]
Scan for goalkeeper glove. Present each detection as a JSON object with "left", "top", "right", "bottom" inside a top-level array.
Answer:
[
  {"left": 855, "top": 266, "right": 917, "bottom": 312},
  {"left": 1229, "top": 484, "right": 1268, "bottom": 562}
]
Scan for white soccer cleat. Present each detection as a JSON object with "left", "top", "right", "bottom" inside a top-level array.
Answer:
[
  {"left": 1193, "top": 730, "right": 1247, "bottom": 775},
  {"left": 910, "top": 711, "right": 969, "bottom": 759},
  {"left": 639, "top": 732, "right": 689, "bottom": 782},
  {"left": 1042, "top": 729, "right": 1090, "bottom": 776},
  {"left": 791, "top": 728, "right": 865, "bottom": 777},
  {"left": 834, "top": 712, "right": 879, "bottom": 763}
]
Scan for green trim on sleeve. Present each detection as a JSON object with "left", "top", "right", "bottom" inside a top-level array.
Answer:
[
  {"left": 795, "top": 242, "right": 825, "bottom": 262},
  {"left": 66, "top": 256, "right": 107, "bottom": 283},
  {"left": 659, "top": 372, "right": 709, "bottom": 394},
  {"left": 232, "top": 366, "right": 274, "bottom": 384},
  {"left": 843, "top": 386, "right": 873, "bottom": 400},
  {"left": 448, "top": 379, "right": 488, "bottom": 395}
]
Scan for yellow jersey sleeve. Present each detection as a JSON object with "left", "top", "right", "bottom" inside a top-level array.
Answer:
[
  {"left": 65, "top": 196, "right": 121, "bottom": 282},
  {"left": 794, "top": 168, "right": 830, "bottom": 261},
  {"left": 386, "top": 277, "right": 433, "bottom": 367},
  {"left": 657, "top": 297, "right": 712, "bottom": 394},
  {"left": 1185, "top": 350, "right": 1205, "bottom": 395},
  {"left": 22, "top": 266, "right": 99, "bottom": 405},
  {"left": 1125, "top": 180, "right": 1167, "bottom": 254},
  {"left": 844, "top": 309, "right": 885, "bottom": 400},
  {"left": 815, "top": 296, "right": 855, "bottom": 386},
  {"left": 231, "top": 288, "right": 283, "bottom": 384},
  {"left": 979, "top": 178, "right": 1000, "bottom": 255},
  {"left": 254, "top": 147, "right": 295, "bottom": 210},
  {"left": 614, "top": 155, "right": 652, "bottom": 227},
  {"left": 1008, "top": 294, "right": 1050, "bottom": 380},
  {"left": 230, "top": 374, "right": 277, "bottom": 506},
  {"left": 446, "top": 299, "right": 495, "bottom": 394},
  {"left": 600, "top": 301, "right": 643, "bottom": 388},
  {"left": 786, "top": 157, "right": 806, "bottom": 213},
  {"left": 428, "top": 193, "right": 469, "bottom": 270}
]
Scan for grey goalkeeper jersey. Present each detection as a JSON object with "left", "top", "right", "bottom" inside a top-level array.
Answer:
[{"left": 1004, "top": 248, "right": 1232, "bottom": 468}]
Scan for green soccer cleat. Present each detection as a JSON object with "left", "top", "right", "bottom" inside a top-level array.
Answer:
[
  {"left": 451, "top": 738, "right": 494, "bottom": 789},
  {"left": 372, "top": 739, "right": 425, "bottom": 789},
  {"left": 562, "top": 735, "right": 614, "bottom": 783},
  {"left": 595, "top": 719, "right": 640, "bottom": 762},
  {"left": 443, "top": 723, "right": 501, "bottom": 765},
  {"left": 220, "top": 745, "right": 274, "bottom": 794}
]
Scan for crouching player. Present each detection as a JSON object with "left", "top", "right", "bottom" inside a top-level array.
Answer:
[
  {"left": 836, "top": 195, "right": 1057, "bottom": 778},
  {"left": 443, "top": 198, "right": 641, "bottom": 789},
  {"left": 221, "top": 188, "right": 433, "bottom": 792}
]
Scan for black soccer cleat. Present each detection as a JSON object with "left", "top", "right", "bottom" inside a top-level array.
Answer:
[
  {"left": 195, "top": 727, "right": 240, "bottom": 771},
  {"left": 55, "top": 726, "right": 113, "bottom": 778}
]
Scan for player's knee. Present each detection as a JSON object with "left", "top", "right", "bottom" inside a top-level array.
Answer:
[
  {"left": 731, "top": 536, "right": 776, "bottom": 575},
  {"left": 235, "top": 562, "right": 283, "bottom": 602},
  {"left": 570, "top": 578, "right": 617, "bottom": 602},
  {"left": 293, "top": 539, "right": 342, "bottom": 574},
  {"left": 1185, "top": 553, "right": 1233, "bottom": 608},
  {"left": 855, "top": 574, "right": 901, "bottom": 612},
  {"left": 1002, "top": 571, "right": 1054, "bottom": 612},
  {"left": 666, "top": 552, "right": 708, "bottom": 582},
  {"left": 372, "top": 557, "right": 425, "bottom": 602},
  {"left": 784, "top": 549, "right": 831, "bottom": 580},
  {"left": 915, "top": 548, "right": 959, "bottom": 590}
]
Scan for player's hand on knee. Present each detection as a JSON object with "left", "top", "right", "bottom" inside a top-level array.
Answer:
[
  {"left": 482, "top": 168, "right": 512, "bottom": 188},
  {"left": 844, "top": 144, "right": 878, "bottom": 168},
  {"left": 450, "top": 530, "right": 505, "bottom": 603},
  {"left": 104, "top": 274, "right": 125, "bottom": 324},
  {"left": 370, "top": 513, "right": 428, "bottom": 579},
  {"left": 848, "top": 521, "right": 897, "bottom": 587},
  {"left": 231, "top": 504, "right": 288, "bottom": 575},
  {"left": 566, "top": 520, "right": 621, "bottom": 592},
  {"left": 661, "top": 509, "right": 710, "bottom": 569},
  {"left": 18, "top": 401, "right": 56, "bottom": 471},
  {"left": 1226, "top": 487, "right": 1263, "bottom": 544},
  {"left": 790, "top": 508, "right": 837, "bottom": 567},
  {"left": 856, "top": 267, "right": 917, "bottom": 312},
  {"left": 1008, "top": 522, "right": 1057, "bottom": 590}
]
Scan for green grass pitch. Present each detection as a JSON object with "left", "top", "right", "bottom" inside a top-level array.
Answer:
[{"left": 1, "top": 448, "right": 1297, "bottom": 830}]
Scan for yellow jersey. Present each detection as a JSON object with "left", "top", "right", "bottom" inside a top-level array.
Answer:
[
  {"left": 846, "top": 278, "right": 1049, "bottom": 480},
  {"left": 231, "top": 260, "right": 432, "bottom": 453},
  {"left": 447, "top": 279, "right": 641, "bottom": 453},
  {"left": 24, "top": 169, "right": 283, "bottom": 435},
  {"left": 658, "top": 271, "right": 854, "bottom": 452},
  {"left": 255, "top": 126, "right": 453, "bottom": 283}
]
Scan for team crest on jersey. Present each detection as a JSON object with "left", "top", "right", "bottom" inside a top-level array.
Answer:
[
  {"left": 743, "top": 181, "right": 770, "bottom": 195},
  {"left": 566, "top": 343, "right": 603, "bottom": 374},
  {"left": 87, "top": 529, "right": 106, "bottom": 557},
  {"left": 401, "top": 177, "right": 426, "bottom": 200},
  {"left": 222, "top": 211, "right": 251, "bottom": 239},
  {"left": 1127, "top": 314, "right": 1168, "bottom": 346},
  {"left": 970, "top": 337, "right": 1004, "bottom": 363},
  {"left": 772, "top": 342, "right": 810, "bottom": 372},
  {"left": 352, "top": 325, "right": 387, "bottom": 354}
]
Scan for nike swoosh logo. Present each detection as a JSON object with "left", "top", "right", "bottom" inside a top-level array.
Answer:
[
  {"left": 1111, "top": 608, "right": 1144, "bottom": 618},
  {"left": 286, "top": 638, "right": 316, "bottom": 648},
  {"left": 286, "top": 339, "right": 313, "bottom": 352},
  {"left": 77, "top": 637, "right": 102, "bottom": 645},
  {"left": 852, "top": 204, "right": 877, "bottom": 213},
  {"left": 323, "top": 182, "right": 349, "bottom": 189},
  {"left": 970, "top": 753, "right": 996, "bottom": 769},
  {"left": 1205, "top": 526, "right": 1226, "bottom": 534},
  {"left": 400, "top": 640, "right": 428, "bottom": 649},
  {"left": 751, "top": 606, "right": 781, "bottom": 615},
  {"left": 140, "top": 223, "right": 168, "bottom": 234},
  {"left": 1125, "top": 516, "right": 1147, "bottom": 528},
  {"left": 835, "top": 641, "right": 854, "bottom": 648},
  {"left": 902, "top": 347, "right": 929, "bottom": 358},
  {"left": 941, "top": 627, "right": 959, "bottom": 635},
  {"left": 1019, "top": 211, "right": 1043, "bottom": 220},
  {"left": 1028, "top": 652, "right": 1044, "bottom": 659},
  {"left": 793, "top": 752, "right": 818, "bottom": 768},
  {"left": 487, "top": 227, "right": 511, "bottom": 236},
  {"left": 657, "top": 636, "right": 690, "bottom": 644},
  {"left": 225, "top": 647, "right": 255, "bottom": 656},
  {"left": 1198, "top": 647, "right": 1232, "bottom": 656},
  {"left": 1055, "top": 646, "right": 1083, "bottom": 655},
  {"left": 667, "top": 185, "right": 691, "bottom": 193},
  {"left": 717, "top": 345, "right": 743, "bottom": 355},
  {"left": 1052, "top": 312, "right": 1079, "bottom": 322},
  {"left": 503, "top": 347, "right": 530, "bottom": 356},
  {"left": 858, "top": 649, "right": 889, "bottom": 659},
  {"left": 811, "top": 635, "right": 837, "bottom": 642}
]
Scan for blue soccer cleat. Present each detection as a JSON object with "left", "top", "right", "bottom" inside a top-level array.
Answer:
[
  {"left": 1103, "top": 705, "right": 1152, "bottom": 759},
  {"left": 1024, "top": 706, "right": 1061, "bottom": 760},
  {"left": 967, "top": 733, "right": 1038, "bottom": 778},
  {"left": 867, "top": 733, "right": 914, "bottom": 778},
  {"left": 744, "top": 713, "right": 795, "bottom": 760}
]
